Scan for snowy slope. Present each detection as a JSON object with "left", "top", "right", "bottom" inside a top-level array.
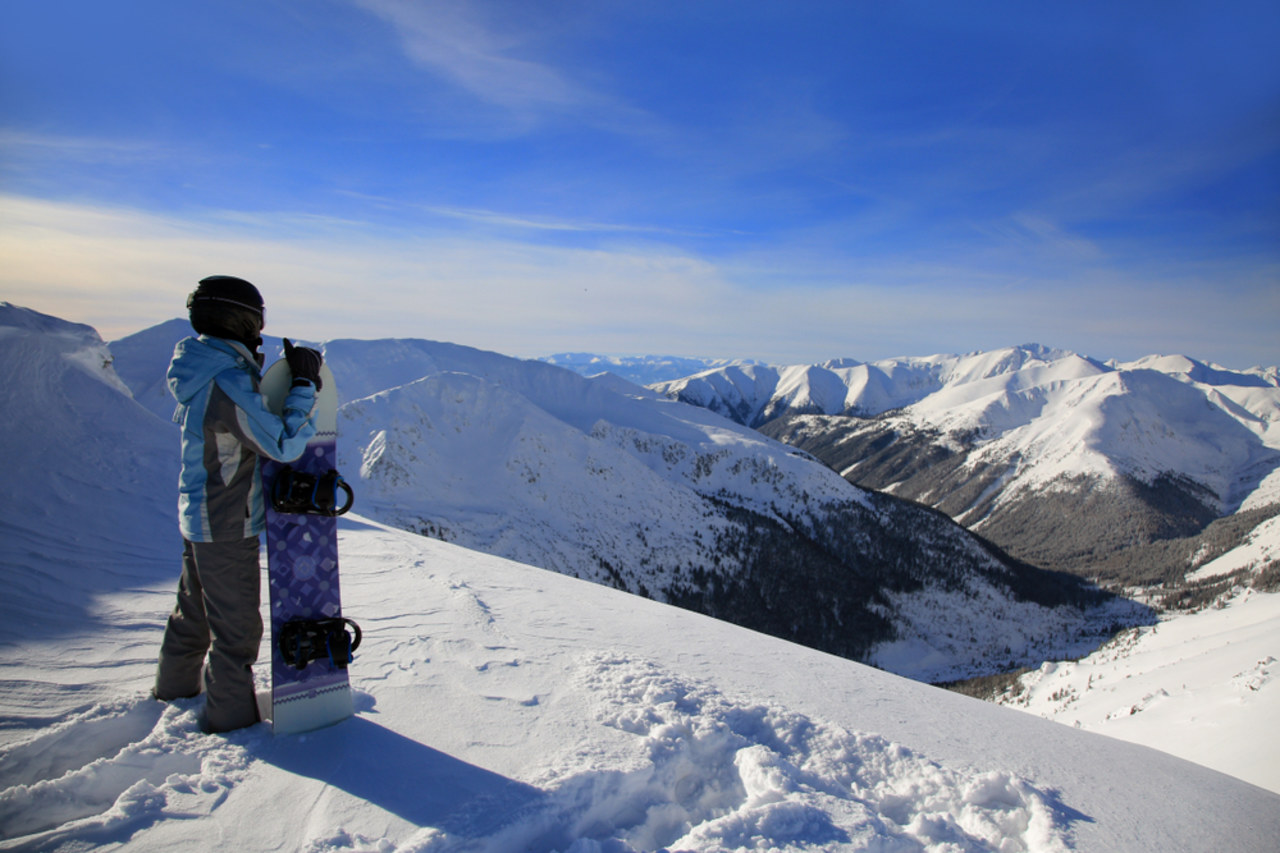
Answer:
[
  {"left": 984, "top": 508, "right": 1280, "bottom": 793},
  {"left": 995, "top": 587, "right": 1280, "bottom": 794},
  {"left": 0, "top": 303, "right": 178, "bottom": 645},
  {"left": 900, "top": 366, "right": 1278, "bottom": 516},
  {"left": 334, "top": 359, "right": 1150, "bottom": 681},
  {"left": 346, "top": 347, "right": 1156, "bottom": 680},
  {"left": 1189, "top": 512, "right": 1280, "bottom": 583},
  {"left": 3, "top": 306, "right": 1280, "bottom": 850},
  {"left": 7, "top": 520, "right": 1280, "bottom": 852}
]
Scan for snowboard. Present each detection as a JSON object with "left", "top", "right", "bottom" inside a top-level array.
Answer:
[{"left": 260, "top": 358, "right": 357, "bottom": 735}]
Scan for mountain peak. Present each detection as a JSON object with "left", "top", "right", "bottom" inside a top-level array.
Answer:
[{"left": 1, "top": 301, "right": 102, "bottom": 341}]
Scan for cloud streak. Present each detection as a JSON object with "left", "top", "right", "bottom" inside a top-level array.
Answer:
[
  {"left": 358, "top": 0, "right": 581, "bottom": 107},
  {"left": 350, "top": 0, "right": 655, "bottom": 137}
]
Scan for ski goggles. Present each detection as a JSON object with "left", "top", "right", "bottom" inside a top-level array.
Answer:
[{"left": 187, "top": 292, "right": 265, "bottom": 320}]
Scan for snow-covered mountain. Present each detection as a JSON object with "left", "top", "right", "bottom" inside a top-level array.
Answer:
[
  {"left": 3, "top": 304, "right": 1279, "bottom": 851},
  {"left": 0, "top": 304, "right": 179, "bottom": 642},
  {"left": 108, "top": 320, "right": 1147, "bottom": 682},
  {"left": 659, "top": 345, "right": 1280, "bottom": 580},
  {"left": 540, "top": 353, "right": 760, "bottom": 387}
]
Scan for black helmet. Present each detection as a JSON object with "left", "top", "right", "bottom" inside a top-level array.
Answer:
[{"left": 187, "top": 275, "right": 264, "bottom": 347}]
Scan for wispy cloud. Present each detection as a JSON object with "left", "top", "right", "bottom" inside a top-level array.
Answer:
[
  {"left": 351, "top": 0, "right": 646, "bottom": 134},
  {"left": 425, "top": 205, "right": 657, "bottom": 234},
  {"left": 358, "top": 0, "right": 580, "bottom": 107},
  {"left": 0, "top": 130, "right": 191, "bottom": 167},
  {"left": 399, "top": 199, "right": 728, "bottom": 239},
  {"left": 332, "top": 190, "right": 735, "bottom": 240}
]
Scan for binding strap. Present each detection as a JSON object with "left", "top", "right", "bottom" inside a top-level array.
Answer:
[
  {"left": 277, "top": 617, "right": 362, "bottom": 670},
  {"left": 270, "top": 466, "right": 355, "bottom": 516}
]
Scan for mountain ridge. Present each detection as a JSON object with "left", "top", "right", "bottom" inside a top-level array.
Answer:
[
  {"left": 540, "top": 352, "right": 761, "bottom": 387},
  {"left": 646, "top": 344, "right": 1280, "bottom": 582}
]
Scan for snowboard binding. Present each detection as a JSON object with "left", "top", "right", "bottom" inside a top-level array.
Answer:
[
  {"left": 270, "top": 466, "right": 355, "bottom": 516},
  {"left": 277, "top": 617, "right": 362, "bottom": 670}
]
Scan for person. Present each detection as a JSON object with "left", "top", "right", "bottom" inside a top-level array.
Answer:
[{"left": 153, "top": 275, "right": 325, "bottom": 733}]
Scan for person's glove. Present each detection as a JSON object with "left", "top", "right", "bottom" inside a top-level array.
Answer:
[{"left": 284, "top": 338, "right": 324, "bottom": 392}]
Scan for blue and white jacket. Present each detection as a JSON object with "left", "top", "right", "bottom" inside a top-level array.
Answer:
[{"left": 168, "top": 336, "right": 317, "bottom": 542}]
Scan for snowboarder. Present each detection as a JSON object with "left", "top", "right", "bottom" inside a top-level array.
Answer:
[{"left": 153, "top": 275, "right": 325, "bottom": 733}]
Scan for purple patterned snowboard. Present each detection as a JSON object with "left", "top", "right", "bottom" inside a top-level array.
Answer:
[{"left": 260, "top": 359, "right": 352, "bottom": 734}]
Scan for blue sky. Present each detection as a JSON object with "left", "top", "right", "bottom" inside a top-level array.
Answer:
[{"left": 2, "top": 1, "right": 1277, "bottom": 367}]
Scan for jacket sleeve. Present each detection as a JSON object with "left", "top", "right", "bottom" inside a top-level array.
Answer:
[{"left": 213, "top": 369, "right": 318, "bottom": 463}]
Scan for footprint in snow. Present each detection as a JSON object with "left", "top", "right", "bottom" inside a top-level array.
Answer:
[
  {"left": 410, "top": 654, "right": 1079, "bottom": 853},
  {"left": 0, "top": 695, "right": 254, "bottom": 850},
  {"left": 0, "top": 697, "right": 162, "bottom": 790},
  {"left": 572, "top": 655, "right": 1074, "bottom": 852},
  {"left": 1231, "top": 655, "right": 1276, "bottom": 694}
]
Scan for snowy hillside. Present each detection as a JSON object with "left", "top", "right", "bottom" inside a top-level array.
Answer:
[
  {"left": 4, "top": 305, "right": 1280, "bottom": 850},
  {"left": 8, "top": 520, "right": 1280, "bottom": 851},
  {"left": 0, "top": 303, "right": 178, "bottom": 643},
  {"left": 7, "top": 302, "right": 1280, "bottom": 845},
  {"left": 707, "top": 345, "right": 1280, "bottom": 577},
  {"left": 994, "top": 583, "right": 1280, "bottom": 794},
  {"left": 109, "top": 322, "right": 1146, "bottom": 682}
]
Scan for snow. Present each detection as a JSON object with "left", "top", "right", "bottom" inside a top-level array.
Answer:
[
  {"left": 995, "top": 587, "right": 1280, "bottom": 795},
  {"left": 3, "top": 307, "right": 1280, "bottom": 851},
  {"left": 4, "top": 519, "right": 1279, "bottom": 852},
  {"left": 651, "top": 347, "right": 1104, "bottom": 428},
  {"left": 867, "top": 582, "right": 1137, "bottom": 683}
]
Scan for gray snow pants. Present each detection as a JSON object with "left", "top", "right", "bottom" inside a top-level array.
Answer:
[{"left": 154, "top": 537, "right": 263, "bottom": 733}]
